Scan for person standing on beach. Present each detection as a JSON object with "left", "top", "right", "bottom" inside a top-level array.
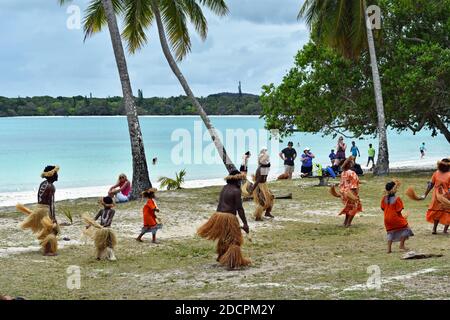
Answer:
[
  {"left": 279, "top": 142, "right": 297, "bottom": 179},
  {"left": 420, "top": 142, "right": 427, "bottom": 159},
  {"left": 197, "top": 170, "right": 250, "bottom": 270},
  {"left": 329, "top": 149, "right": 336, "bottom": 165},
  {"left": 350, "top": 141, "right": 361, "bottom": 160},
  {"left": 367, "top": 144, "right": 376, "bottom": 170},
  {"left": 38, "top": 165, "right": 59, "bottom": 223},
  {"left": 250, "top": 148, "right": 275, "bottom": 221},
  {"left": 240, "top": 151, "right": 251, "bottom": 175},
  {"left": 422, "top": 158, "right": 450, "bottom": 234},
  {"left": 335, "top": 136, "right": 347, "bottom": 166}
]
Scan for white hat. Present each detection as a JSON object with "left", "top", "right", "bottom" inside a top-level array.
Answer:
[{"left": 304, "top": 147, "right": 311, "bottom": 151}]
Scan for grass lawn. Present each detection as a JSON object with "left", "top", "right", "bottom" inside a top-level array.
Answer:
[{"left": 0, "top": 171, "right": 448, "bottom": 300}]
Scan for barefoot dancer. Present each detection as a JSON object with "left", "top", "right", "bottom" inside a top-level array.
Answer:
[
  {"left": 136, "top": 188, "right": 162, "bottom": 243},
  {"left": 16, "top": 165, "right": 60, "bottom": 256},
  {"left": 338, "top": 157, "right": 362, "bottom": 227},
  {"left": 382, "top": 181, "right": 414, "bottom": 253},
  {"left": 250, "top": 148, "right": 274, "bottom": 221},
  {"left": 82, "top": 197, "right": 117, "bottom": 261},
  {"left": 197, "top": 170, "right": 250, "bottom": 270},
  {"left": 423, "top": 158, "right": 450, "bottom": 234}
]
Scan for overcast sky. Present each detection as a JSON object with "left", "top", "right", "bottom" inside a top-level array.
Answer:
[{"left": 0, "top": 0, "right": 308, "bottom": 98}]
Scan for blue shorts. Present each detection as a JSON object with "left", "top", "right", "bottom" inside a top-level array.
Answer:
[{"left": 141, "top": 224, "right": 163, "bottom": 235}]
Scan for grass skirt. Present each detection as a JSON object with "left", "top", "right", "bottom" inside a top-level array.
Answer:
[
  {"left": 18, "top": 204, "right": 50, "bottom": 234},
  {"left": 197, "top": 212, "right": 250, "bottom": 269},
  {"left": 94, "top": 228, "right": 117, "bottom": 260},
  {"left": 252, "top": 183, "right": 274, "bottom": 220},
  {"left": 40, "top": 234, "right": 58, "bottom": 255}
]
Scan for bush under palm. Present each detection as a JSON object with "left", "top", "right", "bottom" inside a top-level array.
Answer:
[{"left": 158, "top": 169, "right": 186, "bottom": 190}]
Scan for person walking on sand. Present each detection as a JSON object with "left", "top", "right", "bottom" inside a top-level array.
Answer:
[
  {"left": 381, "top": 180, "right": 414, "bottom": 253},
  {"left": 136, "top": 188, "right": 163, "bottom": 243},
  {"left": 240, "top": 151, "right": 251, "bottom": 175},
  {"left": 197, "top": 170, "right": 250, "bottom": 270},
  {"left": 279, "top": 142, "right": 297, "bottom": 179},
  {"left": 367, "top": 144, "right": 376, "bottom": 170},
  {"left": 422, "top": 158, "right": 450, "bottom": 234},
  {"left": 109, "top": 173, "right": 131, "bottom": 203},
  {"left": 350, "top": 141, "right": 361, "bottom": 160},
  {"left": 419, "top": 142, "right": 427, "bottom": 159}
]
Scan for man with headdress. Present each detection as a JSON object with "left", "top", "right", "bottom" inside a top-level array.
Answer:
[
  {"left": 331, "top": 157, "right": 362, "bottom": 227},
  {"left": 197, "top": 170, "right": 251, "bottom": 270},
  {"left": 250, "top": 148, "right": 274, "bottom": 221},
  {"left": 16, "top": 165, "right": 60, "bottom": 256}
]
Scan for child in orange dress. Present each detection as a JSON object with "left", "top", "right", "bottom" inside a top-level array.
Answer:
[
  {"left": 381, "top": 181, "right": 414, "bottom": 253},
  {"left": 136, "top": 188, "right": 162, "bottom": 243}
]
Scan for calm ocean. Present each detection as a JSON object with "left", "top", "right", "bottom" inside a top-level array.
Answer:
[{"left": 0, "top": 116, "right": 448, "bottom": 195}]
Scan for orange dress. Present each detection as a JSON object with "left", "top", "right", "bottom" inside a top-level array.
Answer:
[
  {"left": 426, "top": 171, "right": 450, "bottom": 225},
  {"left": 339, "top": 170, "right": 362, "bottom": 216},
  {"left": 381, "top": 196, "right": 408, "bottom": 232},
  {"left": 143, "top": 199, "right": 157, "bottom": 227}
]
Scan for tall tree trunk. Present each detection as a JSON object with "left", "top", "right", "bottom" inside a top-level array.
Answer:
[
  {"left": 364, "top": 2, "right": 389, "bottom": 175},
  {"left": 432, "top": 114, "right": 450, "bottom": 143},
  {"left": 102, "top": 0, "right": 152, "bottom": 198},
  {"left": 151, "top": 1, "right": 237, "bottom": 173}
]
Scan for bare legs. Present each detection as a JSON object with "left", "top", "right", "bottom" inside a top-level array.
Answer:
[
  {"left": 343, "top": 215, "right": 355, "bottom": 227},
  {"left": 387, "top": 237, "right": 408, "bottom": 254},
  {"left": 432, "top": 220, "right": 439, "bottom": 234},
  {"left": 136, "top": 231, "right": 157, "bottom": 243}
]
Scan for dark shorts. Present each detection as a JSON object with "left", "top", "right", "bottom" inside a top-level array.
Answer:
[
  {"left": 239, "top": 165, "right": 248, "bottom": 172},
  {"left": 368, "top": 156, "right": 374, "bottom": 162},
  {"left": 301, "top": 166, "right": 313, "bottom": 174}
]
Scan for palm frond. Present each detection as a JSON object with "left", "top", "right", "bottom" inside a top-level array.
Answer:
[
  {"left": 197, "top": 0, "right": 229, "bottom": 16},
  {"left": 160, "top": 0, "right": 191, "bottom": 61},
  {"left": 180, "top": 0, "right": 208, "bottom": 40},
  {"left": 83, "top": 0, "right": 124, "bottom": 40},
  {"left": 122, "top": 0, "right": 155, "bottom": 53}
]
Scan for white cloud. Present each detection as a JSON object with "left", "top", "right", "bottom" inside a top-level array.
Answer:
[{"left": 0, "top": 0, "right": 309, "bottom": 98}]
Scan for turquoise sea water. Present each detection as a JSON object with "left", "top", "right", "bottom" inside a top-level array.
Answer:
[{"left": 0, "top": 116, "right": 448, "bottom": 193}]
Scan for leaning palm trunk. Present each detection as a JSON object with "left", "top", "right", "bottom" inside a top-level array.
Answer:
[
  {"left": 151, "top": 1, "right": 236, "bottom": 173},
  {"left": 102, "top": 0, "right": 152, "bottom": 198},
  {"left": 364, "top": 1, "right": 389, "bottom": 175}
]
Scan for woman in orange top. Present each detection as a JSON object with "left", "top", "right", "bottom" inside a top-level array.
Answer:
[
  {"left": 338, "top": 157, "right": 362, "bottom": 227},
  {"left": 423, "top": 158, "right": 450, "bottom": 234},
  {"left": 381, "top": 181, "right": 414, "bottom": 253},
  {"left": 136, "top": 188, "right": 162, "bottom": 243}
]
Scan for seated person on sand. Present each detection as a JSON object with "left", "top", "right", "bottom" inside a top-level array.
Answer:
[
  {"left": 108, "top": 173, "right": 131, "bottom": 203},
  {"left": 300, "top": 147, "right": 315, "bottom": 178}
]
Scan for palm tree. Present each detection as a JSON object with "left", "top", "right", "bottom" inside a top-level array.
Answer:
[
  {"left": 120, "top": 0, "right": 237, "bottom": 173},
  {"left": 158, "top": 169, "right": 186, "bottom": 190},
  {"left": 299, "top": 0, "right": 389, "bottom": 175},
  {"left": 59, "top": 0, "right": 152, "bottom": 198}
]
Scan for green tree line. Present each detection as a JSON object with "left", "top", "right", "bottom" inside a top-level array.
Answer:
[{"left": 0, "top": 93, "right": 261, "bottom": 117}]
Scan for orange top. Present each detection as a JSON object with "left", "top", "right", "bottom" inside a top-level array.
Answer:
[
  {"left": 339, "top": 170, "right": 359, "bottom": 193},
  {"left": 143, "top": 199, "right": 157, "bottom": 227},
  {"left": 381, "top": 196, "right": 408, "bottom": 232},
  {"left": 429, "top": 171, "right": 450, "bottom": 211}
]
